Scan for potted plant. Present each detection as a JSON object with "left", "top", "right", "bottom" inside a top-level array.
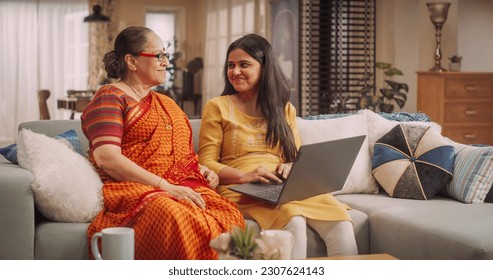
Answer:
[
  {"left": 448, "top": 54, "right": 462, "bottom": 72},
  {"left": 209, "top": 225, "right": 291, "bottom": 260},
  {"left": 210, "top": 225, "right": 258, "bottom": 260},
  {"left": 357, "top": 62, "right": 409, "bottom": 113}
]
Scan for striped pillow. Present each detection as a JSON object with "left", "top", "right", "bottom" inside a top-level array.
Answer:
[{"left": 446, "top": 143, "right": 493, "bottom": 204}]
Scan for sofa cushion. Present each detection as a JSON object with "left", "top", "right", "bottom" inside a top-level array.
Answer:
[
  {"left": 0, "top": 129, "right": 82, "bottom": 164},
  {"left": 445, "top": 142, "right": 493, "bottom": 204},
  {"left": 336, "top": 193, "right": 493, "bottom": 259},
  {"left": 297, "top": 114, "right": 378, "bottom": 194},
  {"left": 35, "top": 221, "right": 89, "bottom": 260},
  {"left": 17, "top": 129, "right": 103, "bottom": 223},
  {"left": 372, "top": 124, "right": 454, "bottom": 200},
  {"left": 361, "top": 109, "right": 441, "bottom": 156}
]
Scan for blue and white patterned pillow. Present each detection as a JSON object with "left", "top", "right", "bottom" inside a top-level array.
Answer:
[
  {"left": 0, "top": 129, "right": 82, "bottom": 164},
  {"left": 446, "top": 143, "right": 493, "bottom": 204},
  {"left": 372, "top": 124, "right": 455, "bottom": 200}
]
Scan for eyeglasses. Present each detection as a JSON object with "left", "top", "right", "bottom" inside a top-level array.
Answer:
[{"left": 138, "top": 52, "right": 170, "bottom": 62}]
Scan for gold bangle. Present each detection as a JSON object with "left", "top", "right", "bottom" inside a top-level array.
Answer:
[{"left": 157, "top": 178, "right": 164, "bottom": 187}]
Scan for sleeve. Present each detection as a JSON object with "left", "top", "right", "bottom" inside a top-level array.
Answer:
[
  {"left": 81, "top": 88, "right": 124, "bottom": 149},
  {"left": 285, "top": 102, "right": 302, "bottom": 149},
  {"left": 198, "top": 100, "right": 229, "bottom": 174}
]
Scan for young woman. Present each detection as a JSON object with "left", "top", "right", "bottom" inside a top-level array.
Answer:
[{"left": 198, "top": 33, "right": 358, "bottom": 259}]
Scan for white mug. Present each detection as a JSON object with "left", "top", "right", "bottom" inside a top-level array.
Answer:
[
  {"left": 91, "top": 227, "right": 134, "bottom": 260},
  {"left": 259, "top": 230, "right": 294, "bottom": 260}
]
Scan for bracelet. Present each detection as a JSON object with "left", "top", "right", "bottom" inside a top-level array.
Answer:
[{"left": 157, "top": 177, "right": 164, "bottom": 187}]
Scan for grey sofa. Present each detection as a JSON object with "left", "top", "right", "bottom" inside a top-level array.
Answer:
[{"left": 1, "top": 118, "right": 492, "bottom": 260}]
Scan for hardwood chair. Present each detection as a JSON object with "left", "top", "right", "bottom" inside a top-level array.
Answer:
[
  {"left": 67, "top": 89, "right": 95, "bottom": 98},
  {"left": 179, "top": 70, "right": 202, "bottom": 116},
  {"left": 37, "top": 89, "right": 51, "bottom": 120},
  {"left": 66, "top": 89, "right": 95, "bottom": 119},
  {"left": 178, "top": 57, "right": 203, "bottom": 117}
]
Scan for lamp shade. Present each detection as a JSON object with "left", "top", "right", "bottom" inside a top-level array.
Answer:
[{"left": 83, "top": 5, "right": 110, "bottom": 23}]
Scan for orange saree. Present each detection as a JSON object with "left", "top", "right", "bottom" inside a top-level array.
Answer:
[{"left": 83, "top": 87, "right": 244, "bottom": 259}]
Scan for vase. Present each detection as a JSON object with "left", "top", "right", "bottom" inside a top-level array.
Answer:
[{"left": 449, "top": 62, "right": 461, "bottom": 72}]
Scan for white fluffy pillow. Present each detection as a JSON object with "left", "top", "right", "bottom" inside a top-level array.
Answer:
[
  {"left": 17, "top": 129, "right": 103, "bottom": 223},
  {"left": 360, "top": 109, "right": 442, "bottom": 156},
  {"left": 297, "top": 114, "right": 378, "bottom": 194}
]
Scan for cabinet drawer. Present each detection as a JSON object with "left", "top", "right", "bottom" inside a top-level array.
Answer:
[
  {"left": 445, "top": 78, "right": 493, "bottom": 98},
  {"left": 444, "top": 102, "right": 493, "bottom": 122},
  {"left": 444, "top": 126, "right": 493, "bottom": 145}
]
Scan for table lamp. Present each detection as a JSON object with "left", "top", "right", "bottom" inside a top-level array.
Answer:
[{"left": 426, "top": 2, "right": 451, "bottom": 72}]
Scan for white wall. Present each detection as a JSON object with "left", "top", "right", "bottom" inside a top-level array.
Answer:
[{"left": 458, "top": 0, "right": 493, "bottom": 71}]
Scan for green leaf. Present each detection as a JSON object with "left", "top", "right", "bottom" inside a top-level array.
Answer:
[
  {"left": 359, "top": 85, "right": 374, "bottom": 95},
  {"left": 230, "top": 225, "right": 258, "bottom": 259},
  {"left": 393, "top": 93, "right": 408, "bottom": 108},
  {"left": 385, "top": 68, "right": 403, "bottom": 77},
  {"left": 376, "top": 62, "right": 392, "bottom": 70},
  {"left": 379, "top": 88, "right": 394, "bottom": 99}
]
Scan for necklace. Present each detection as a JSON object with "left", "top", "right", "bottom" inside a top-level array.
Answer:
[
  {"left": 122, "top": 79, "right": 173, "bottom": 131},
  {"left": 122, "top": 79, "right": 146, "bottom": 101}
]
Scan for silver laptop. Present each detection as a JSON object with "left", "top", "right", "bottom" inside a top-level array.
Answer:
[{"left": 228, "top": 135, "right": 365, "bottom": 205}]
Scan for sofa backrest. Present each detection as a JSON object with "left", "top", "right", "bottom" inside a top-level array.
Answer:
[
  {"left": 189, "top": 119, "right": 201, "bottom": 152},
  {"left": 18, "top": 119, "right": 203, "bottom": 155},
  {"left": 18, "top": 120, "right": 89, "bottom": 154}
]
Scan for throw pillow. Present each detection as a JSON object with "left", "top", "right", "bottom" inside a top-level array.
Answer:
[
  {"left": 378, "top": 112, "right": 430, "bottom": 122},
  {"left": 303, "top": 113, "right": 350, "bottom": 120},
  {"left": 0, "top": 129, "right": 83, "bottom": 164},
  {"left": 372, "top": 124, "right": 454, "bottom": 200},
  {"left": 445, "top": 141, "right": 493, "bottom": 204},
  {"left": 361, "top": 109, "right": 442, "bottom": 156},
  {"left": 297, "top": 114, "right": 378, "bottom": 194},
  {"left": 17, "top": 129, "right": 103, "bottom": 222}
]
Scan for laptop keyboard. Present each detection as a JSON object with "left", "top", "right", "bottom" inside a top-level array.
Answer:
[{"left": 254, "top": 185, "right": 283, "bottom": 202}]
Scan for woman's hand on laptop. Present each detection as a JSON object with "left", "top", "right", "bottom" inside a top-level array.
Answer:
[
  {"left": 276, "top": 162, "right": 293, "bottom": 179},
  {"left": 245, "top": 166, "right": 283, "bottom": 184}
]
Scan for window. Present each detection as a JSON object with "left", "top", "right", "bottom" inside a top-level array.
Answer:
[
  {"left": 202, "top": 0, "right": 265, "bottom": 103},
  {"left": 299, "top": 0, "right": 376, "bottom": 116},
  {"left": 145, "top": 6, "right": 185, "bottom": 91},
  {"left": 0, "top": 0, "right": 89, "bottom": 143},
  {"left": 64, "top": 11, "right": 89, "bottom": 91}
]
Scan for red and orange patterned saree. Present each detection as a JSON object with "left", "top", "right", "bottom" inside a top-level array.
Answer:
[{"left": 82, "top": 86, "right": 244, "bottom": 259}]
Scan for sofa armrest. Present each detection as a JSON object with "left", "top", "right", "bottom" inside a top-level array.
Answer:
[{"left": 0, "top": 158, "right": 35, "bottom": 259}]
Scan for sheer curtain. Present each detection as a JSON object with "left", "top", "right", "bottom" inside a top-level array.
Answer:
[
  {"left": 202, "top": 0, "right": 266, "bottom": 104},
  {"left": 0, "top": 0, "right": 88, "bottom": 146}
]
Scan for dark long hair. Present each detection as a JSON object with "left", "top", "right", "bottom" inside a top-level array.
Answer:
[
  {"left": 222, "top": 34, "right": 297, "bottom": 162},
  {"left": 102, "top": 26, "right": 153, "bottom": 79}
]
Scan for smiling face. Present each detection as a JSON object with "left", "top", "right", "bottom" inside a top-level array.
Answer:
[
  {"left": 135, "top": 32, "right": 168, "bottom": 87},
  {"left": 227, "top": 48, "right": 262, "bottom": 95}
]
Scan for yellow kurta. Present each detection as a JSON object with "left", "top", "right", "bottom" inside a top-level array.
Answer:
[{"left": 198, "top": 95, "right": 351, "bottom": 229}]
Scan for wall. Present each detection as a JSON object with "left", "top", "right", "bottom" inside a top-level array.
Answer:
[
  {"left": 377, "top": 0, "right": 493, "bottom": 113},
  {"left": 377, "top": 0, "right": 458, "bottom": 113},
  {"left": 458, "top": 0, "right": 493, "bottom": 71}
]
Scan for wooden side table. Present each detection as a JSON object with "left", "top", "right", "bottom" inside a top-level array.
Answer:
[{"left": 307, "top": 253, "right": 398, "bottom": 260}]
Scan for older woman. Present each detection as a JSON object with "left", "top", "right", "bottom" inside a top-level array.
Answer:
[{"left": 81, "top": 26, "right": 244, "bottom": 260}]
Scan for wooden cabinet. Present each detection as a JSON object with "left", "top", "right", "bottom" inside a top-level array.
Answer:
[{"left": 417, "top": 72, "right": 493, "bottom": 145}]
